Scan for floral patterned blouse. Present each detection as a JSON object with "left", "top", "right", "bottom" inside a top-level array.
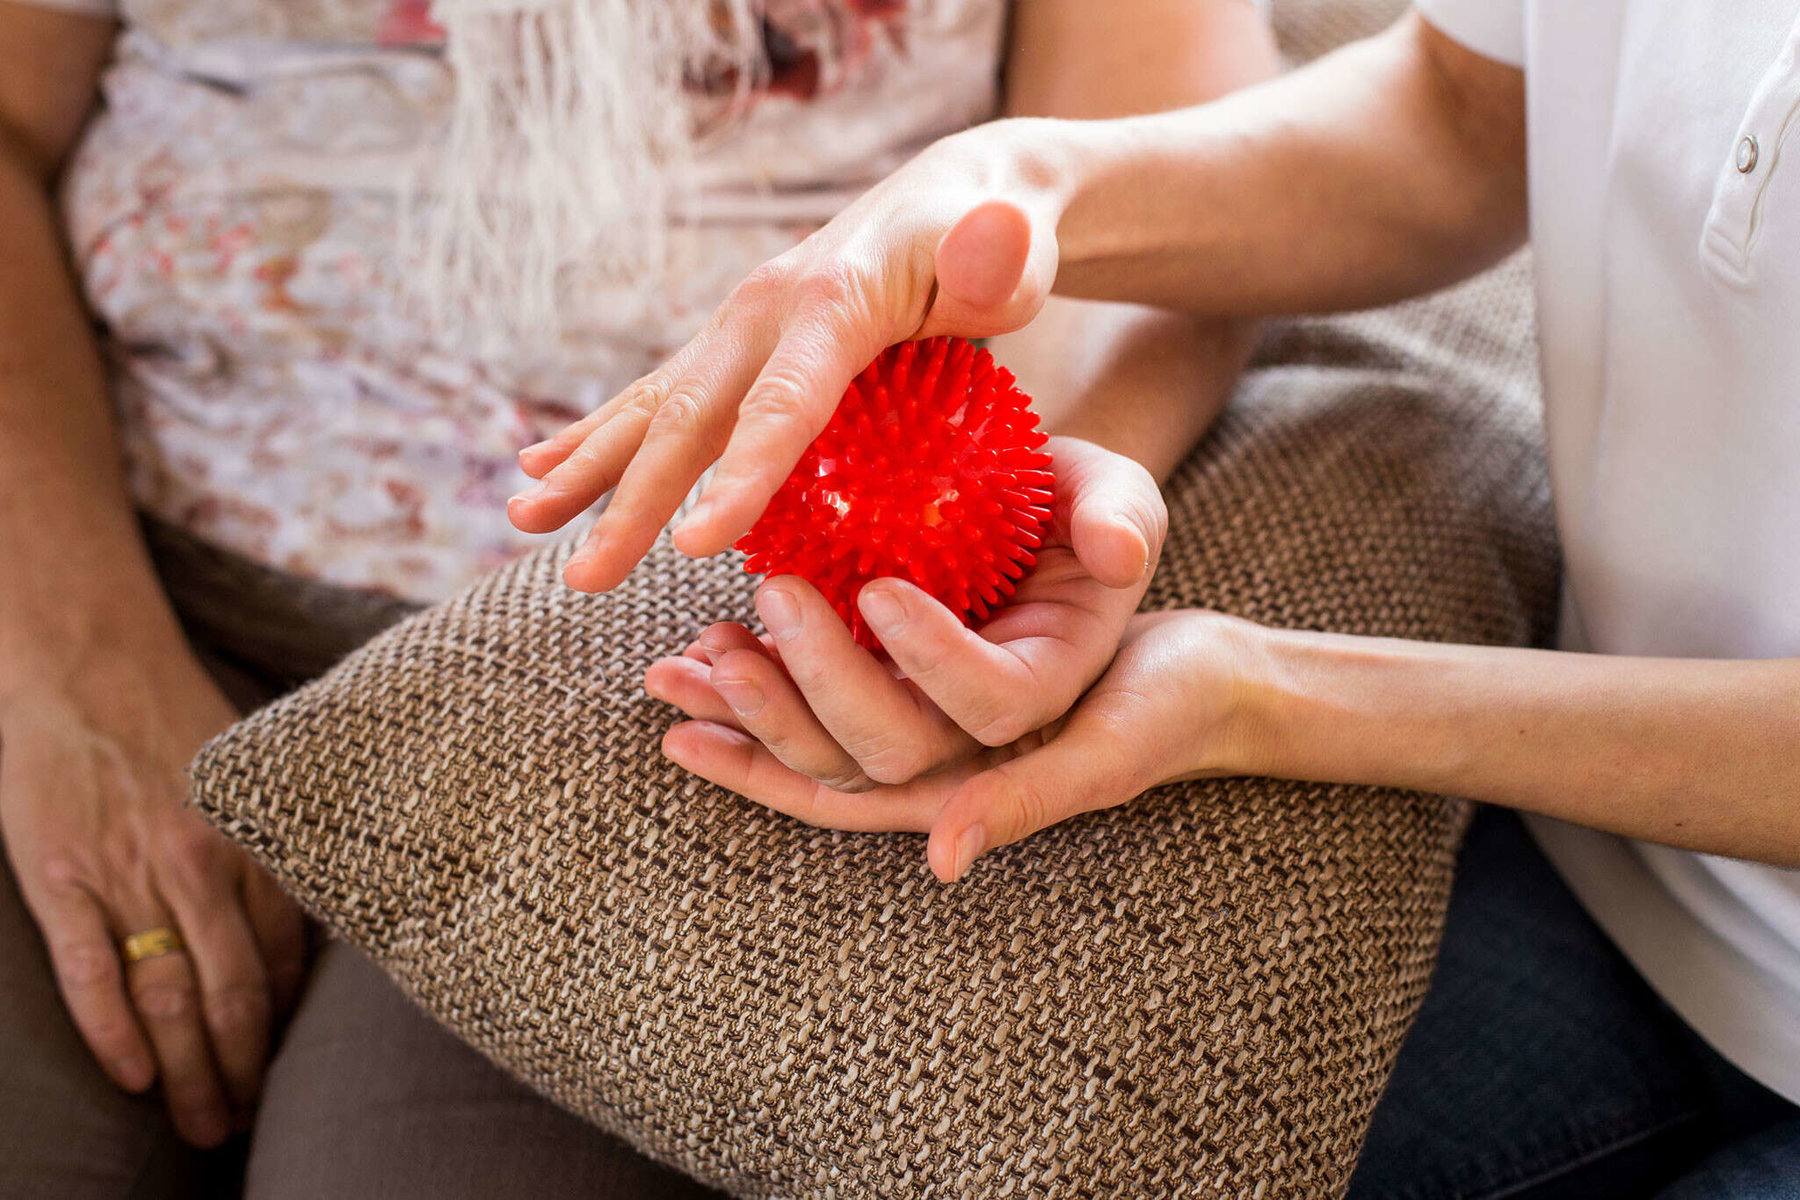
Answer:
[{"left": 30, "top": 0, "right": 1008, "bottom": 600}]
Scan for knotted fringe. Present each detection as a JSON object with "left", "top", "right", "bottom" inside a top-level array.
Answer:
[{"left": 409, "top": 0, "right": 761, "bottom": 353}]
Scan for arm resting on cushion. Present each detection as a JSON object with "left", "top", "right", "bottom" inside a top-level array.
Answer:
[{"left": 1229, "top": 630, "right": 1800, "bottom": 868}]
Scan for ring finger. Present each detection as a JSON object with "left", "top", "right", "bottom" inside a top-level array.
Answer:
[{"left": 115, "top": 904, "right": 231, "bottom": 1147}]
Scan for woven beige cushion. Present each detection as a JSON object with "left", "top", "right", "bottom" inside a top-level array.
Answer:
[{"left": 190, "top": 246, "right": 1554, "bottom": 1196}]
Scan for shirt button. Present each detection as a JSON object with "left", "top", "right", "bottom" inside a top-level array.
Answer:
[{"left": 1737, "top": 135, "right": 1760, "bottom": 174}]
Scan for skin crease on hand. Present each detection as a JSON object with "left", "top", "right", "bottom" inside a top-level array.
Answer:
[
  {"left": 516, "top": 0, "right": 1282, "bottom": 881},
  {"left": 0, "top": 644, "right": 309, "bottom": 1147}
]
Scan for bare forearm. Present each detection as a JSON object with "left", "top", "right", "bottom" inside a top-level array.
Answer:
[
  {"left": 1013, "top": 14, "right": 1528, "bottom": 316},
  {"left": 0, "top": 149, "right": 187, "bottom": 706},
  {"left": 1231, "top": 627, "right": 1800, "bottom": 864},
  {"left": 989, "top": 0, "right": 1275, "bottom": 478}
]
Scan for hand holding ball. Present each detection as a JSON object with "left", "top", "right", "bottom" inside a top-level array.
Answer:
[{"left": 736, "top": 337, "right": 1054, "bottom": 650}]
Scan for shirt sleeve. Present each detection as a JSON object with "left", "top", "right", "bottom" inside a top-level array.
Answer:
[{"left": 1412, "top": 0, "right": 1525, "bottom": 69}]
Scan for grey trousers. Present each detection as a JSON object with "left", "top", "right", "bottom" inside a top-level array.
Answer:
[{"left": 0, "top": 522, "right": 725, "bottom": 1199}]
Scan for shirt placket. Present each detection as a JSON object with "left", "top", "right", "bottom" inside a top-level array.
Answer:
[{"left": 1701, "top": 17, "right": 1800, "bottom": 287}]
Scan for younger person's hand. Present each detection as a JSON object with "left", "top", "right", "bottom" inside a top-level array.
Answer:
[
  {"left": 506, "top": 123, "right": 1071, "bottom": 593},
  {"left": 659, "top": 609, "right": 1262, "bottom": 882},
  {"left": 646, "top": 436, "right": 1164, "bottom": 792}
]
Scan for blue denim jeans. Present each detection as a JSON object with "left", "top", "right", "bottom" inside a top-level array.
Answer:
[{"left": 1349, "top": 808, "right": 1800, "bottom": 1200}]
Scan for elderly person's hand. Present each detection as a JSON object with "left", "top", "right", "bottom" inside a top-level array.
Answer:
[
  {"left": 644, "top": 435, "right": 1164, "bottom": 791},
  {"left": 0, "top": 641, "right": 306, "bottom": 1147},
  {"left": 657, "top": 609, "right": 1259, "bottom": 882},
  {"left": 507, "top": 122, "right": 1071, "bottom": 592}
]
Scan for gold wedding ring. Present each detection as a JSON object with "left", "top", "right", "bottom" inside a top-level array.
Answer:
[{"left": 121, "top": 927, "right": 186, "bottom": 964}]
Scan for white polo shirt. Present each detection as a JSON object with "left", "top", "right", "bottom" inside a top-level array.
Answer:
[{"left": 1414, "top": 0, "right": 1800, "bottom": 1103}]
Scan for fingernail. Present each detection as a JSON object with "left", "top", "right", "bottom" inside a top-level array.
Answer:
[
  {"left": 858, "top": 586, "right": 906, "bottom": 635},
  {"left": 510, "top": 479, "right": 547, "bottom": 505},
  {"left": 954, "top": 824, "right": 986, "bottom": 881},
  {"left": 697, "top": 628, "right": 734, "bottom": 661},
  {"left": 1112, "top": 514, "right": 1151, "bottom": 576},
  {"left": 714, "top": 677, "right": 765, "bottom": 717},
  {"left": 519, "top": 439, "right": 550, "bottom": 458},
  {"left": 756, "top": 587, "right": 800, "bottom": 641}
]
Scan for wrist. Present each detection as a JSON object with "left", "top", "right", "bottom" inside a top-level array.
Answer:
[
  {"left": 1163, "top": 610, "right": 1283, "bottom": 779},
  {"left": 1046, "top": 113, "right": 1196, "bottom": 292},
  {"left": 947, "top": 116, "right": 1091, "bottom": 240},
  {"left": 1205, "top": 621, "right": 1380, "bottom": 782},
  {"left": 0, "top": 585, "right": 193, "bottom": 721},
  {"left": 1223, "top": 624, "right": 1474, "bottom": 793}
]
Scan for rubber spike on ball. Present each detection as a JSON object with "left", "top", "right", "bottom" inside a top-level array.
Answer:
[{"left": 735, "top": 336, "right": 1054, "bottom": 651}]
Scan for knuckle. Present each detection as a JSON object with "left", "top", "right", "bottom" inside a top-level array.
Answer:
[
  {"left": 782, "top": 654, "right": 832, "bottom": 697},
  {"left": 206, "top": 983, "right": 270, "bottom": 1033},
  {"left": 132, "top": 976, "right": 200, "bottom": 1023},
  {"left": 819, "top": 770, "right": 875, "bottom": 795},
  {"left": 1089, "top": 692, "right": 1152, "bottom": 751},
  {"left": 157, "top": 826, "right": 206, "bottom": 872},
  {"left": 1134, "top": 487, "right": 1170, "bottom": 554},
  {"left": 795, "top": 258, "right": 862, "bottom": 305},
  {"left": 758, "top": 730, "right": 848, "bottom": 791},
  {"left": 55, "top": 939, "right": 121, "bottom": 989},
  {"left": 159, "top": 825, "right": 229, "bottom": 886},
  {"left": 775, "top": 743, "right": 868, "bottom": 794},
  {"left": 647, "top": 387, "right": 708, "bottom": 438},
  {"left": 743, "top": 368, "right": 812, "bottom": 422},
  {"left": 858, "top": 744, "right": 930, "bottom": 787},
  {"left": 998, "top": 770, "right": 1051, "bottom": 838},
  {"left": 84, "top": 1017, "right": 139, "bottom": 1051},
  {"left": 618, "top": 376, "right": 671, "bottom": 421},
  {"left": 37, "top": 849, "right": 100, "bottom": 894},
  {"left": 735, "top": 257, "right": 795, "bottom": 303}
]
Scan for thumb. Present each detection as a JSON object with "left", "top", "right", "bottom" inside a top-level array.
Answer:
[
  {"left": 1055, "top": 439, "right": 1167, "bottom": 589},
  {"left": 925, "top": 699, "right": 1160, "bottom": 883},
  {"left": 923, "top": 199, "right": 1056, "bottom": 338}
]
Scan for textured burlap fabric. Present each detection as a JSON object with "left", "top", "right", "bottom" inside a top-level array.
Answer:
[{"left": 189, "top": 262, "right": 1555, "bottom": 1200}]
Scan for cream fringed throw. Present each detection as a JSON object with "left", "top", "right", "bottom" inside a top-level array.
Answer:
[{"left": 190, "top": 249, "right": 1555, "bottom": 1197}]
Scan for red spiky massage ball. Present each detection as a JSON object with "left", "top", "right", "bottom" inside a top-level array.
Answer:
[{"left": 735, "top": 336, "right": 1054, "bottom": 650}]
